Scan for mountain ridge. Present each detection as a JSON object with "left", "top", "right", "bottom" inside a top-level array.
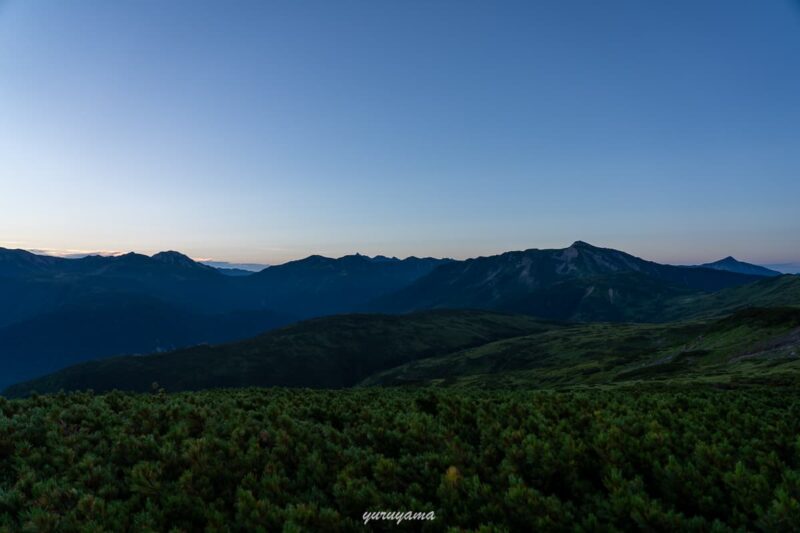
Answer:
[{"left": 369, "top": 241, "right": 762, "bottom": 318}]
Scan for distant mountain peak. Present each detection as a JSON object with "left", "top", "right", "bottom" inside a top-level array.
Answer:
[
  {"left": 699, "top": 257, "right": 780, "bottom": 277},
  {"left": 151, "top": 251, "right": 214, "bottom": 270},
  {"left": 153, "top": 250, "right": 188, "bottom": 257},
  {"left": 152, "top": 250, "right": 192, "bottom": 261},
  {"left": 300, "top": 254, "right": 330, "bottom": 264}
]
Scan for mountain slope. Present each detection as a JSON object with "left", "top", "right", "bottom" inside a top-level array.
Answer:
[
  {"left": 0, "top": 295, "right": 295, "bottom": 390},
  {"left": 661, "top": 274, "right": 800, "bottom": 320},
  {"left": 362, "top": 307, "right": 800, "bottom": 388},
  {"left": 372, "top": 241, "right": 761, "bottom": 321},
  {"left": 3, "top": 310, "right": 553, "bottom": 397},
  {"left": 9, "top": 305, "right": 800, "bottom": 398},
  {"left": 699, "top": 257, "right": 781, "bottom": 277}
]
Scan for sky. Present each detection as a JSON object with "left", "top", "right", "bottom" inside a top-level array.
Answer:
[{"left": 1, "top": 1, "right": 798, "bottom": 266}]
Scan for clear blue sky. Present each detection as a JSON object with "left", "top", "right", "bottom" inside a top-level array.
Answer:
[{"left": 1, "top": 0, "right": 798, "bottom": 265}]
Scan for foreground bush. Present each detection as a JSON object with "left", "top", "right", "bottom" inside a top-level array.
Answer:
[{"left": 1, "top": 387, "right": 799, "bottom": 531}]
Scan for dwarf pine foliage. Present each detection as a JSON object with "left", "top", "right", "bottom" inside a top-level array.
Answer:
[{"left": 1, "top": 387, "right": 799, "bottom": 531}]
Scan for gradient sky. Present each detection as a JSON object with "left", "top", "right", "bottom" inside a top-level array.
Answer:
[{"left": 1, "top": 1, "right": 798, "bottom": 266}]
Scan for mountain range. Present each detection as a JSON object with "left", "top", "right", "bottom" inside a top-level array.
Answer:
[
  {"left": 0, "top": 247, "right": 448, "bottom": 387},
  {"left": 372, "top": 241, "right": 766, "bottom": 320},
  {"left": 0, "top": 242, "right": 796, "bottom": 391}
]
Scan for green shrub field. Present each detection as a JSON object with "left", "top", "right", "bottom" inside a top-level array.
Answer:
[{"left": 1, "top": 387, "right": 799, "bottom": 531}]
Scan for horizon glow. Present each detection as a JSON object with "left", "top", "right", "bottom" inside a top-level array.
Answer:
[
  {"left": 3, "top": 240, "right": 799, "bottom": 275},
  {"left": 1, "top": 1, "right": 799, "bottom": 266}
]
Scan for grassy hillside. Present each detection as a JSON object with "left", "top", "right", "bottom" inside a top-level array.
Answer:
[
  {"left": 662, "top": 274, "right": 800, "bottom": 320},
  {"left": 361, "top": 321, "right": 695, "bottom": 388},
  {"left": 4, "top": 310, "right": 552, "bottom": 397},
  {"left": 8, "top": 305, "right": 800, "bottom": 398},
  {"left": 2, "top": 387, "right": 799, "bottom": 530},
  {"left": 362, "top": 307, "right": 800, "bottom": 389}
]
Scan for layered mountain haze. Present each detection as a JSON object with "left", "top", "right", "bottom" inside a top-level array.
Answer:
[
  {"left": 0, "top": 246, "right": 449, "bottom": 325},
  {"left": 0, "top": 246, "right": 451, "bottom": 386},
  {"left": 764, "top": 262, "right": 800, "bottom": 275},
  {"left": 1, "top": 242, "right": 797, "bottom": 393}
]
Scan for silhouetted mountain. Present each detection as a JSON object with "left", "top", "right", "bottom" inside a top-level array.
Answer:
[
  {"left": 0, "top": 248, "right": 452, "bottom": 379},
  {"left": 0, "top": 247, "right": 69, "bottom": 277},
  {"left": 247, "top": 253, "right": 452, "bottom": 317},
  {"left": 71, "top": 252, "right": 222, "bottom": 281},
  {"left": 0, "top": 243, "right": 768, "bottom": 329},
  {"left": 0, "top": 247, "right": 222, "bottom": 282},
  {"left": 698, "top": 256, "right": 781, "bottom": 277},
  {"left": 151, "top": 250, "right": 217, "bottom": 271},
  {"left": 371, "top": 241, "right": 761, "bottom": 320}
]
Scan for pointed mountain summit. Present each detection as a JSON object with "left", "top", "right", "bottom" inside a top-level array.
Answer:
[{"left": 699, "top": 256, "right": 781, "bottom": 277}]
